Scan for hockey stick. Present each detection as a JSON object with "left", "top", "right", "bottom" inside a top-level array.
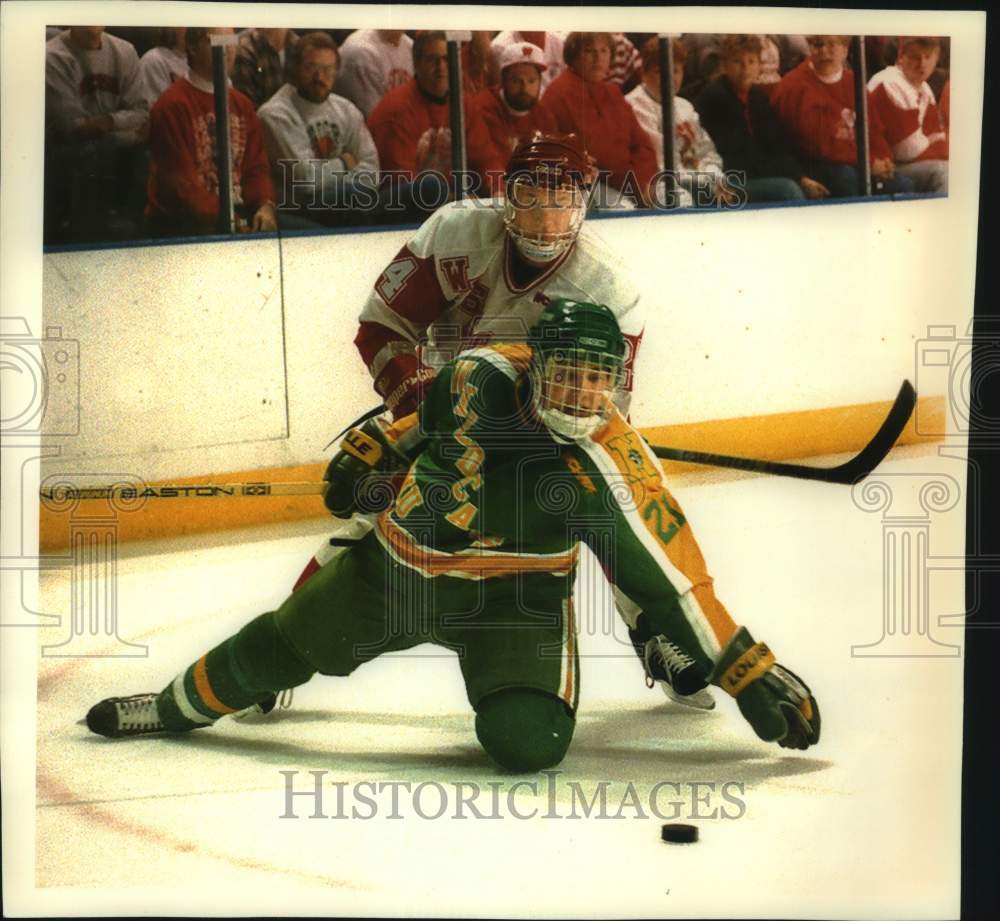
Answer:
[
  {"left": 41, "top": 382, "right": 915, "bottom": 501},
  {"left": 647, "top": 380, "right": 917, "bottom": 484},
  {"left": 39, "top": 481, "right": 326, "bottom": 501}
]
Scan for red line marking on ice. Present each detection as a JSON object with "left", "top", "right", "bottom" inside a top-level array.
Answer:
[
  {"left": 37, "top": 617, "right": 365, "bottom": 891},
  {"left": 36, "top": 772, "right": 365, "bottom": 890}
]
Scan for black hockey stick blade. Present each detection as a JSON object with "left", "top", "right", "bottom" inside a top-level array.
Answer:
[
  {"left": 649, "top": 380, "right": 917, "bottom": 485},
  {"left": 322, "top": 403, "right": 389, "bottom": 451}
]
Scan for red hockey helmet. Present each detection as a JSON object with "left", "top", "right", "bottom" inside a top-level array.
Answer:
[{"left": 504, "top": 133, "right": 590, "bottom": 264}]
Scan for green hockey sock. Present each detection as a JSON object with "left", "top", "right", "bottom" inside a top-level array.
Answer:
[{"left": 156, "top": 612, "right": 316, "bottom": 731}]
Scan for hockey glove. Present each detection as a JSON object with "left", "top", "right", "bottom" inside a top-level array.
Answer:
[
  {"left": 323, "top": 418, "right": 409, "bottom": 518},
  {"left": 710, "top": 626, "right": 820, "bottom": 750}
]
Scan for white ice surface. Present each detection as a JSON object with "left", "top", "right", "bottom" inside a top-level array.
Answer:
[{"left": 34, "top": 446, "right": 965, "bottom": 918}]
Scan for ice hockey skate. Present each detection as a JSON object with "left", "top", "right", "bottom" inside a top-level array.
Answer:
[
  {"left": 85, "top": 693, "right": 170, "bottom": 738},
  {"left": 86, "top": 692, "right": 281, "bottom": 737},
  {"left": 640, "top": 634, "right": 716, "bottom": 711}
]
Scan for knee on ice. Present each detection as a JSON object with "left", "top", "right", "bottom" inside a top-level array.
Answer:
[{"left": 475, "top": 688, "right": 575, "bottom": 773}]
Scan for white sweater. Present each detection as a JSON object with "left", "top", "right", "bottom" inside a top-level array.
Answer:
[
  {"left": 45, "top": 30, "right": 148, "bottom": 145},
  {"left": 258, "top": 83, "right": 380, "bottom": 202},
  {"left": 138, "top": 45, "right": 187, "bottom": 108},
  {"left": 625, "top": 84, "right": 724, "bottom": 199},
  {"left": 335, "top": 30, "right": 414, "bottom": 119}
]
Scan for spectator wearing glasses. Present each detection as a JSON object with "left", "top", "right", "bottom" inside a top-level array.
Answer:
[
  {"left": 366, "top": 31, "right": 460, "bottom": 215},
  {"left": 258, "top": 32, "right": 379, "bottom": 228}
]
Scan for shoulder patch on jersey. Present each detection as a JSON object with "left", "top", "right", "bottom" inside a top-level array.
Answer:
[
  {"left": 488, "top": 342, "right": 533, "bottom": 373},
  {"left": 459, "top": 344, "right": 530, "bottom": 382},
  {"left": 592, "top": 412, "right": 660, "bottom": 487}
]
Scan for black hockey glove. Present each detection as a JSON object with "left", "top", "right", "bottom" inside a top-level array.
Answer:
[
  {"left": 323, "top": 418, "right": 409, "bottom": 519},
  {"left": 710, "top": 626, "right": 820, "bottom": 751}
]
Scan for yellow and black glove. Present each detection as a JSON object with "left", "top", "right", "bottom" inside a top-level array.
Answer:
[
  {"left": 711, "top": 626, "right": 820, "bottom": 751},
  {"left": 322, "top": 418, "right": 408, "bottom": 519}
]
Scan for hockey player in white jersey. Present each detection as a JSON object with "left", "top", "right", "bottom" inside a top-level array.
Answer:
[{"left": 353, "top": 133, "right": 645, "bottom": 420}]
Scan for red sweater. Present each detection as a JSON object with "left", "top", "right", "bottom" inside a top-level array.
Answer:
[
  {"left": 367, "top": 78, "right": 452, "bottom": 181},
  {"left": 146, "top": 76, "right": 274, "bottom": 228},
  {"left": 867, "top": 66, "right": 948, "bottom": 164},
  {"left": 466, "top": 86, "right": 558, "bottom": 194},
  {"left": 542, "top": 69, "right": 658, "bottom": 200},
  {"left": 770, "top": 62, "right": 892, "bottom": 164}
]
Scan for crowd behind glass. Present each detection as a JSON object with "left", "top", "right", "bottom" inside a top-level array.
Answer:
[{"left": 43, "top": 26, "right": 950, "bottom": 245}]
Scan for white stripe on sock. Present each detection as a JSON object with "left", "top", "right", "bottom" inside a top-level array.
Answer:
[{"left": 171, "top": 673, "right": 215, "bottom": 725}]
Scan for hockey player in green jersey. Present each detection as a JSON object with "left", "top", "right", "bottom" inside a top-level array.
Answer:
[{"left": 86, "top": 300, "right": 820, "bottom": 771}]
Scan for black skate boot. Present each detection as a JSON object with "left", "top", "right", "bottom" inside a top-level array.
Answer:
[
  {"left": 86, "top": 693, "right": 173, "bottom": 738},
  {"left": 630, "top": 628, "right": 716, "bottom": 711}
]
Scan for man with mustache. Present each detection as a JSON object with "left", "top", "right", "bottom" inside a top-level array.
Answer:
[
  {"left": 258, "top": 31, "right": 379, "bottom": 227},
  {"left": 467, "top": 42, "right": 558, "bottom": 194}
]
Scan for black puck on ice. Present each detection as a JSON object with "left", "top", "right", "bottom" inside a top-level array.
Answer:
[{"left": 660, "top": 823, "right": 698, "bottom": 844}]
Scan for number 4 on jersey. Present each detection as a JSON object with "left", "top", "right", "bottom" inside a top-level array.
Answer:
[{"left": 375, "top": 256, "right": 418, "bottom": 303}]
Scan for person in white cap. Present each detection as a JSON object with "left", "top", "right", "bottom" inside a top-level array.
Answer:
[
  {"left": 491, "top": 30, "right": 565, "bottom": 90},
  {"left": 467, "top": 42, "right": 558, "bottom": 195}
]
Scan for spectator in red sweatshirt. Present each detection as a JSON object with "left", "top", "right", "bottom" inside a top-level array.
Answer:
[
  {"left": 146, "top": 27, "right": 277, "bottom": 236},
  {"left": 366, "top": 30, "right": 459, "bottom": 214},
  {"left": 867, "top": 36, "right": 948, "bottom": 193},
  {"left": 467, "top": 41, "right": 557, "bottom": 195},
  {"left": 368, "top": 31, "right": 452, "bottom": 182},
  {"left": 542, "top": 31, "right": 658, "bottom": 208},
  {"left": 770, "top": 35, "right": 913, "bottom": 197}
]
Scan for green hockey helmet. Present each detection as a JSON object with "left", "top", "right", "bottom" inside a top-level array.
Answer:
[{"left": 528, "top": 299, "right": 627, "bottom": 442}]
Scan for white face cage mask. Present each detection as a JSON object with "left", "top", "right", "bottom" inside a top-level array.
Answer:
[
  {"left": 531, "top": 350, "right": 623, "bottom": 442},
  {"left": 503, "top": 178, "right": 587, "bottom": 264}
]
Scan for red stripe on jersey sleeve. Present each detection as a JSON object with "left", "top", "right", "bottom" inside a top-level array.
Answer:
[{"left": 354, "top": 320, "right": 410, "bottom": 370}]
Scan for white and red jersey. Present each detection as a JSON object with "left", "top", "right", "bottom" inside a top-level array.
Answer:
[
  {"left": 867, "top": 65, "right": 948, "bottom": 164},
  {"left": 355, "top": 199, "right": 644, "bottom": 418}
]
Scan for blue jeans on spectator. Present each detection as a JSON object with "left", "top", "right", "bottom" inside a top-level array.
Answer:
[
  {"left": 802, "top": 160, "right": 915, "bottom": 198},
  {"left": 744, "top": 177, "right": 806, "bottom": 203},
  {"left": 895, "top": 159, "right": 948, "bottom": 193}
]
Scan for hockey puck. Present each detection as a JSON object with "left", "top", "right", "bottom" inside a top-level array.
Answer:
[{"left": 660, "top": 823, "right": 698, "bottom": 844}]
